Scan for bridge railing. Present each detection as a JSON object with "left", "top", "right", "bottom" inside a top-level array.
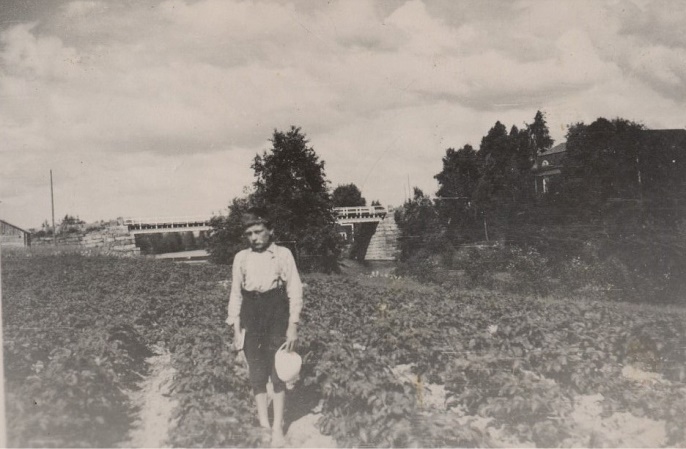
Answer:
[
  {"left": 123, "top": 216, "right": 212, "bottom": 227},
  {"left": 124, "top": 207, "right": 388, "bottom": 227},
  {"left": 333, "top": 206, "right": 387, "bottom": 220}
]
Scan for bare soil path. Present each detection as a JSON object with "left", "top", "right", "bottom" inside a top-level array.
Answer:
[
  {"left": 122, "top": 346, "right": 177, "bottom": 448},
  {"left": 285, "top": 413, "right": 337, "bottom": 448},
  {"left": 123, "top": 347, "right": 334, "bottom": 448}
]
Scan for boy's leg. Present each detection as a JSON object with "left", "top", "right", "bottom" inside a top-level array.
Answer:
[
  {"left": 272, "top": 390, "right": 286, "bottom": 444},
  {"left": 268, "top": 295, "right": 289, "bottom": 446},
  {"left": 243, "top": 299, "right": 271, "bottom": 427},
  {"left": 255, "top": 392, "right": 270, "bottom": 429}
]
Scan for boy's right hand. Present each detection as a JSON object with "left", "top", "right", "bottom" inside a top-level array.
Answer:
[{"left": 233, "top": 324, "right": 244, "bottom": 352}]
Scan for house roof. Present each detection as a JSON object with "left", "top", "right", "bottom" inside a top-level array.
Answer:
[
  {"left": 534, "top": 142, "right": 566, "bottom": 172},
  {"left": 541, "top": 142, "right": 566, "bottom": 155},
  {"left": 0, "top": 219, "right": 31, "bottom": 234}
]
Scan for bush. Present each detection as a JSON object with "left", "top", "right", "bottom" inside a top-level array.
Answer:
[
  {"left": 504, "top": 246, "right": 553, "bottom": 295},
  {"left": 395, "top": 250, "right": 446, "bottom": 285},
  {"left": 395, "top": 243, "right": 554, "bottom": 294},
  {"left": 463, "top": 245, "right": 506, "bottom": 288},
  {"left": 85, "top": 223, "right": 106, "bottom": 233},
  {"left": 462, "top": 243, "right": 552, "bottom": 294}
]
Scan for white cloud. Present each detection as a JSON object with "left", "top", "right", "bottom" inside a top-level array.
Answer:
[
  {"left": 1, "top": 23, "right": 82, "bottom": 79},
  {"left": 1, "top": 0, "right": 686, "bottom": 228},
  {"left": 61, "top": 1, "right": 105, "bottom": 18},
  {"left": 623, "top": 45, "right": 686, "bottom": 100}
]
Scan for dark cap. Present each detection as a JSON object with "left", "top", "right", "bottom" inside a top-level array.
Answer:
[{"left": 241, "top": 207, "right": 272, "bottom": 229}]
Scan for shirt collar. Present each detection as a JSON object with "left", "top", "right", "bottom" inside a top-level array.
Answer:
[{"left": 250, "top": 242, "right": 276, "bottom": 254}]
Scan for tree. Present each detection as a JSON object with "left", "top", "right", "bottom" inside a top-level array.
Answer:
[
  {"left": 207, "top": 195, "right": 253, "bottom": 264},
  {"left": 557, "top": 117, "right": 686, "bottom": 302},
  {"left": 639, "top": 129, "right": 686, "bottom": 219},
  {"left": 58, "top": 214, "right": 85, "bottom": 234},
  {"left": 61, "top": 214, "right": 85, "bottom": 226},
  {"left": 525, "top": 110, "right": 554, "bottom": 164},
  {"left": 562, "top": 118, "right": 644, "bottom": 209},
  {"left": 512, "top": 112, "right": 555, "bottom": 205},
  {"left": 468, "top": 121, "right": 522, "bottom": 240},
  {"left": 394, "top": 188, "right": 444, "bottom": 262},
  {"left": 435, "top": 145, "right": 480, "bottom": 201},
  {"left": 434, "top": 144, "right": 481, "bottom": 241},
  {"left": 208, "top": 126, "right": 342, "bottom": 272},
  {"left": 431, "top": 111, "right": 555, "bottom": 243},
  {"left": 332, "top": 183, "right": 366, "bottom": 207},
  {"left": 473, "top": 121, "right": 515, "bottom": 205}
]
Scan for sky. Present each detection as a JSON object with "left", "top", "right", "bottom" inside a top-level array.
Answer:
[{"left": 1, "top": 0, "right": 685, "bottom": 229}]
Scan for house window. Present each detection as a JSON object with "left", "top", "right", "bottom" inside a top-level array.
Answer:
[{"left": 542, "top": 176, "right": 549, "bottom": 193}]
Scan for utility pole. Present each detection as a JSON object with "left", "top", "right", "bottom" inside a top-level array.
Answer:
[
  {"left": 407, "top": 174, "right": 411, "bottom": 200},
  {"left": 50, "top": 170, "right": 56, "bottom": 245},
  {"left": 0, "top": 200, "right": 7, "bottom": 447}
]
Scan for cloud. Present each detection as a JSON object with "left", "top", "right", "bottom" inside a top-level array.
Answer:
[
  {"left": 1, "top": 23, "right": 82, "bottom": 79},
  {"left": 61, "top": 0, "right": 105, "bottom": 18},
  {"left": 626, "top": 45, "right": 686, "bottom": 100},
  {"left": 1, "top": 0, "right": 686, "bottom": 228},
  {"left": 616, "top": 0, "right": 686, "bottom": 47}
]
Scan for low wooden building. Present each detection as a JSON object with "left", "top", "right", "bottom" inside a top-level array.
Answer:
[{"left": 1, "top": 219, "right": 31, "bottom": 247}]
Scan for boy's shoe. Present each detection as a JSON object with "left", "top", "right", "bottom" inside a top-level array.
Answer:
[
  {"left": 256, "top": 426, "right": 271, "bottom": 447},
  {"left": 271, "top": 428, "right": 286, "bottom": 448}
]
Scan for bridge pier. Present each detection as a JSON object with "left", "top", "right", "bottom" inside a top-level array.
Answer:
[
  {"left": 363, "top": 213, "right": 399, "bottom": 261},
  {"left": 334, "top": 206, "right": 399, "bottom": 261}
]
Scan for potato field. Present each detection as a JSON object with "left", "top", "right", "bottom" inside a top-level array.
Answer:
[{"left": 2, "top": 250, "right": 686, "bottom": 447}]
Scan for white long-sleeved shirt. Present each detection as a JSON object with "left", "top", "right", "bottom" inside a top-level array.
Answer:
[{"left": 226, "top": 243, "right": 303, "bottom": 326}]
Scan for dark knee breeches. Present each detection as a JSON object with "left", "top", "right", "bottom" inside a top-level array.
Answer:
[{"left": 240, "top": 287, "right": 289, "bottom": 394}]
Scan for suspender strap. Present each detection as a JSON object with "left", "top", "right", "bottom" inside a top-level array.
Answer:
[{"left": 239, "top": 247, "right": 287, "bottom": 292}]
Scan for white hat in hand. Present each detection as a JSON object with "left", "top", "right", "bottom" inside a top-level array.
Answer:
[{"left": 275, "top": 342, "right": 302, "bottom": 386}]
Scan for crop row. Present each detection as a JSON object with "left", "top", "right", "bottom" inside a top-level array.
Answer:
[
  {"left": 3, "top": 251, "right": 686, "bottom": 447},
  {"left": 298, "top": 277, "right": 686, "bottom": 446},
  {"left": 2, "top": 253, "right": 159, "bottom": 446},
  {"left": 1, "top": 252, "right": 236, "bottom": 446}
]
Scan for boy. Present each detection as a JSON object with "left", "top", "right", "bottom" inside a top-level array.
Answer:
[{"left": 226, "top": 208, "right": 302, "bottom": 447}]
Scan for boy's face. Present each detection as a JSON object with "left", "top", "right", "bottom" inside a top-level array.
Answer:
[{"left": 244, "top": 223, "right": 273, "bottom": 251}]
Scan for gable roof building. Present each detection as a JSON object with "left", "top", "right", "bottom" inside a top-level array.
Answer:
[{"left": 1, "top": 219, "right": 32, "bottom": 247}]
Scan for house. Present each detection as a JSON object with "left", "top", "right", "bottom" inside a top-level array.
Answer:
[
  {"left": 532, "top": 142, "right": 566, "bottom": 194},
  {"left": 1, "top": 219, "right": 32, "bottom": 247}
]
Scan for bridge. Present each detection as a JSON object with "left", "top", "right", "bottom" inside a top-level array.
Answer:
[
  {"left": 123, "top": 216, "right": 212, "bottom": 235},
  {"left": 123, "top": 206, "right": 397, "bottom": 260},
  {"left": 124, "top": 207, "right": 388, "bottom": 233}
]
